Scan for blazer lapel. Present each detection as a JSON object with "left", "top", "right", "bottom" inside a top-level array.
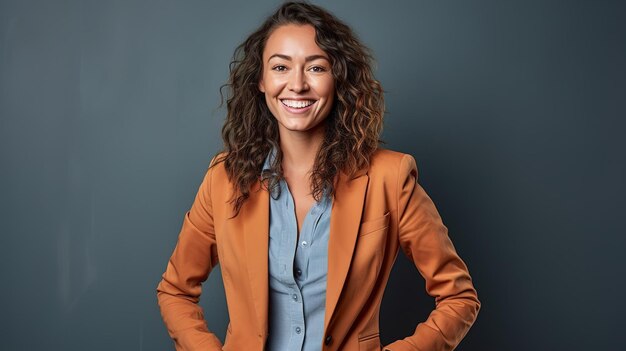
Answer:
[
  {"left": 242, "top": 179, "right": 270, "bottom": 336},
  {"left": 240, "top": 169, "right": 369, "bottom": 337},
  {"left": 324, "top": 170, "right": 369, "bottom": 331}
]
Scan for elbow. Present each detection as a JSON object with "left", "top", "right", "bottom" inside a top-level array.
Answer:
[
  {"left": 472, "top": 293, "right": 481, "bottom": 324},
  {"left": 464, "top": 285, "right": 481, "bottom": 325},
  {"left": 155, "top": 278, "right": 179, "bottom": 309},
  {"left": 441, "top": 285, "right": 481, "bottom": 325}
]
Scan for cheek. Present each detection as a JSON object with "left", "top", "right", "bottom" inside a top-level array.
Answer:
[
  {"left": 261, "top": 72, "right": 276, "bottom": 95},
  {"left": 322, "top": 78, "right": 336, "bottom": 100},
  {"left": 266, "top": 71, "right": 291, "bottom": 91}
]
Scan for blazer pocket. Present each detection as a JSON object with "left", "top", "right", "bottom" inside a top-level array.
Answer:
[
  {"left": 358, "top": 332, "right": 381, "bottom": 351},
  {"left": 358, "top": 212, "right": 390, "bottom": 237}
]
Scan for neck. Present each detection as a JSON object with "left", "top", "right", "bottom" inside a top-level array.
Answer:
[{"left": 278, "top": 124, "right": 325, "bottom": 175}]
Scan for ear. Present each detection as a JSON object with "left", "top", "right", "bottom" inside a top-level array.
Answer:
[{"left": 258, "top": 79, "right": 266, "bottom": 93}]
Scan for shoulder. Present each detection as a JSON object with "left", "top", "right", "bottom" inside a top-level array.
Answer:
[
  {"left": 363, "top": 148, "right": 419, "bottom": 196},
  {"left": 200, "top": 151, "right": 230, "bottom": 188},
  {"left": 369, "top": 148, "right": 418, "bottom": 176},
  {"left": 208, "top": 151, "right": 228, "bottom": 172}
]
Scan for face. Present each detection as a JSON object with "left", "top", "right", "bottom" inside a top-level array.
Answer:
[{"left": 259, "top": 24, "right": 335, "bottom": 137}]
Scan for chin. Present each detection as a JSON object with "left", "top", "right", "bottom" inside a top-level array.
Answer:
[
  {"left": 282, "top": 123, "right": 313, "bottom": 132},
  {"left": 276, "top": 116, "right": 307, "bottom": 128}
]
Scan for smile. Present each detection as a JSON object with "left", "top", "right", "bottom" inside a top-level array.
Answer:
[{"left": 280, "top": 99, "right": 316, "bottom": 109}]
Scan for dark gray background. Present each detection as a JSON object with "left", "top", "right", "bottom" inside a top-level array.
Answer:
[{"left": 1, "top": 0, "right": 624, "bottom": 350}]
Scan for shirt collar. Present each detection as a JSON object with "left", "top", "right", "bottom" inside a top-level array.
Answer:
[
  {"left": 261, "top": 146, "right": 332, "bottom": 202},
  {"left": 262, "top": 146, "right": 277, "bottom": 172}
]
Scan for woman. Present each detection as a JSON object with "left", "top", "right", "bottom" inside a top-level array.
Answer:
[{"left": 156, "top": 2, "right": 480, "bottom": 351}]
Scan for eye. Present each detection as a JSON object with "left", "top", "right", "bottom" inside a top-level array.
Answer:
[
  {"left": 272, "top": 65, "right": 287, "bottom": 72},
  {"left": 309, "top": 66, "right": 327, "bottom": 73}
]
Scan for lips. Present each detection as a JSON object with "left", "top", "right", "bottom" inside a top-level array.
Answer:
[{"left": 280, "top": 99, "right": 316, "bottom": 109}]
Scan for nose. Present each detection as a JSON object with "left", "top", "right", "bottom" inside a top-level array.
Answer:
[{"left": 288, "top": 69, "right": 309, "bottom": 93}]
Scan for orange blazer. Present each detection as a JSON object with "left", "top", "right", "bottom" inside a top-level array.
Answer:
[{"left": 156, "top": 148, "right": 480, "bottom": 351}]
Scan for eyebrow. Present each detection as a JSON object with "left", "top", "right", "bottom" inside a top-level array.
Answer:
[{"left": 267, "top": 54, "right": 330, "bottom": 63}]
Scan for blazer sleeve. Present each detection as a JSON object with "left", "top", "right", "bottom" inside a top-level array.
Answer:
[
  {"left": 384, "top": 154, "right": 481, "bottom": 351},
  {"left": 156, "top": 157, "right": 223, "bottom": 351}
]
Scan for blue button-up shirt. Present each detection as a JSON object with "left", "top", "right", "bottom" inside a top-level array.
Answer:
[{"left": 262, "top": 148, "right": 332, "bottom": 351}]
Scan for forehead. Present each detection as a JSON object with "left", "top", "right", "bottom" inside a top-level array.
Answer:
[{"left": 263, "top": 24, "right": 328, "bottom": 59}]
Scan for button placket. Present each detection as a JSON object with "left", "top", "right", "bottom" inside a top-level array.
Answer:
[{"left": 265, "top": 171, "right": 333, "bottom": 351}]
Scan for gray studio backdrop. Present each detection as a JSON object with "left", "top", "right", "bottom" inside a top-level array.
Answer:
[{"left": 1, "top": 0, "right": 624, "bottom": 350}]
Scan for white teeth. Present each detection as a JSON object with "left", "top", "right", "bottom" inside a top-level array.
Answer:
[{"left": 281, "top": 99, "right": 315, "bottom": 108}]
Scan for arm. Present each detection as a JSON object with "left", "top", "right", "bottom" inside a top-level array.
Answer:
[
  {"left": 156, "top": 159, "right": 224, "bottom": 351},
  {"left": 384, "top": 154, "right": 481, "bottom": 351}
]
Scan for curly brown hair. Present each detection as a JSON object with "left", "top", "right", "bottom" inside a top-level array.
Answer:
[{"left": 213, "top": 1, "right": 385, "bottom": 217}]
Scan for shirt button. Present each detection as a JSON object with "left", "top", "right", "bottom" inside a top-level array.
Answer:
[
  {"left": 292, "top": 294, "right": 298, "bottom": 301},
  {"left": 295, "top": 326, "right": 302, "bottom": 334},
  {"left": 294, "top": 268, "right": 302, "bottom": 277},
  {"left": 301, "top": 241, "right": 308, "bottom": 247}
]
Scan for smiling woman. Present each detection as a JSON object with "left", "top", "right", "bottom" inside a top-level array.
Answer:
[
  {"left": 156, "top": 2, "right": 480, "bottom": 351},
  {"left": 259, "top": 24, "right": 335, "bottom": 139},
  {"left": 257, "top": 23, "right": 338, "bottom": 230}
]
